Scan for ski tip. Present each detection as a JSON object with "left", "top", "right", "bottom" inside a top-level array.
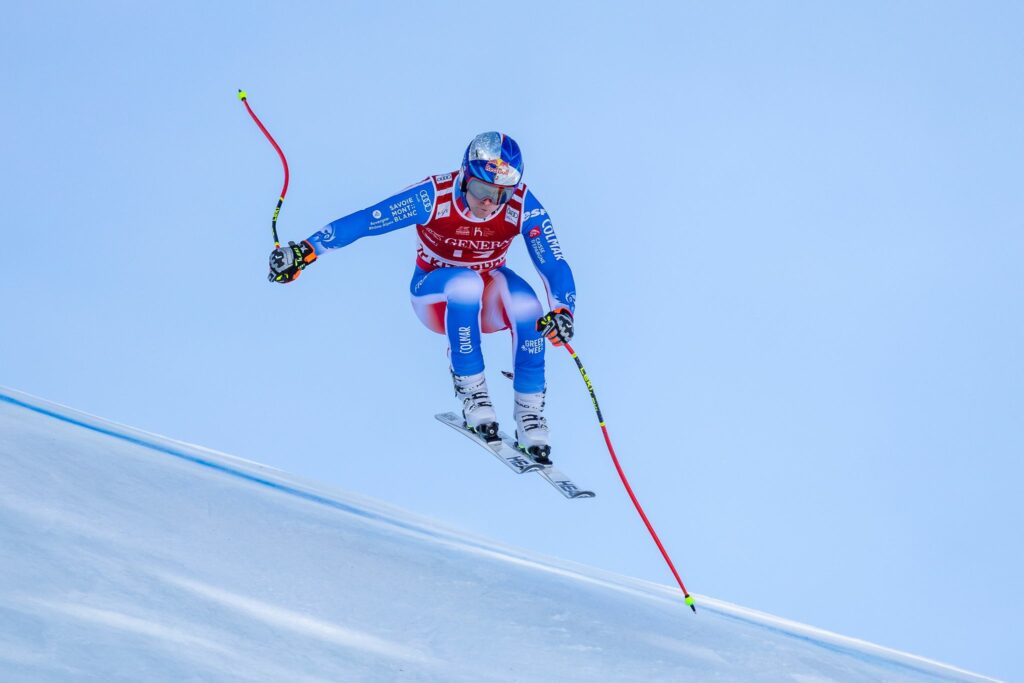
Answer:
[
  {"left": 237, "top": 89, "right": 247, "bottom": 100},
  {"left": 685, "top": 595, "right": 696, "bottom": 612}
]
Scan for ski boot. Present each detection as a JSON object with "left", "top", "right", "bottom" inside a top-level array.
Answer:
[
  {"left": 513, "top": 390, "right": 552, "bottom": 465},
  {"left": 452, "top": 370, "right": 499, "bottom": 442}
]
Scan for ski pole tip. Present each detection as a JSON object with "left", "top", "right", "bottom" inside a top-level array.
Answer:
[
  {"left": 237, "top": 89, "right": 247, "bottom": 101},
  {"left": 685, "top": 595, "right": 696, "bottom": 612}
]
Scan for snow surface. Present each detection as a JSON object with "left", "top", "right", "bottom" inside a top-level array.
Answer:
[{"left": 0, "top": 388, "right": 1000, "bottom": 682}]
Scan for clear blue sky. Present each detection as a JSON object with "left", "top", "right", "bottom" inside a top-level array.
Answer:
[{"left": 3, "top": 2, "right": 1021, "bottom": 680}]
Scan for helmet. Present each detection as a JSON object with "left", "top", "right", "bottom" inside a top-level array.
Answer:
[{"left": 461, "top": 132, "right": 524, "bottom": 188}]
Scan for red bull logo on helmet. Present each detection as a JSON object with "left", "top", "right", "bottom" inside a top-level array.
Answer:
[
  {"left": 484, "top": 157, "right": 520, "bottom": 185},
  {"left": 485, "top": 158, "right": 509, "bottom": 174}
]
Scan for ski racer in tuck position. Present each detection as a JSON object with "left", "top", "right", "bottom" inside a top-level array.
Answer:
[{"left": 268, "top": 132, "right": 576, "bottom": 464}]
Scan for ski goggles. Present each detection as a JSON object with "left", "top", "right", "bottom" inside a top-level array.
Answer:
[{"left": 466, "top": 176, "right": 516, "bottom": 205}]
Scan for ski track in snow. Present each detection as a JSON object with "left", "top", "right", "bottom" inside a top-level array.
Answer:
[{"left": 158, "top": 573, "right": 438, "bottom": 664}]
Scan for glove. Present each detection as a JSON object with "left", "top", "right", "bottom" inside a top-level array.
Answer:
[
  {"left": 537, "top": 307, "right": 574, "bottom": 346},
  {"left": 268, "top": 240, "right": 317, "bottom": 283}
]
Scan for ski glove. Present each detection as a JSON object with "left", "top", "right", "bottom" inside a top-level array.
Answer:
[
  {"left": 537, "top": 307, "right": 574, "bottom": 346},
  {"left": 268, "top": 240, "right": 317, "bottom": 283}
]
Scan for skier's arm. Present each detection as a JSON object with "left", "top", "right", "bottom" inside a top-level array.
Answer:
[
  {"left": 269, "top": 179, "right": 435, "bottom": 283},
  {"left": 521, "top": 190, "right": 576, "bottom": 314},
  {"left": 306, "top": 179, "right": 436, "bottom": 254}
]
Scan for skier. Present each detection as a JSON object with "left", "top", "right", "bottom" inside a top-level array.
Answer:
[{"left": 268, "top": 132, "right": 575, "bottom": 464}]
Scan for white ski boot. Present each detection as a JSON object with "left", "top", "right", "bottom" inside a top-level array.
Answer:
[
  {"left": 452, "top": 370, "right": 499, "bottom": 441},
  {"left": 514, "top": 390, "right": 552, "bottom": 465}
]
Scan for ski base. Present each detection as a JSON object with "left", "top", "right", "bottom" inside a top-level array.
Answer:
[{"left": 435, "top": 412, "right": 596, "bottom": 499}]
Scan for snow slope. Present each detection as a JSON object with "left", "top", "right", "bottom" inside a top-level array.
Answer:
[{"left": 0, "top": 388, "right": 999, "bottom": 682}]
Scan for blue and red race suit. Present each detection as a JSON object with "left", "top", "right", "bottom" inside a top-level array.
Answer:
[{"left": 305, "top": 171, "right": 575, "bottom": 393}]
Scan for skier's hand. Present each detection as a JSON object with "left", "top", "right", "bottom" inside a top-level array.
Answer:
[
  {"left": 268, "top": 240, "right": 317, "bottom": 283},
  {"left": 537, "top": 307, "right": 574, "bottom": 346}
]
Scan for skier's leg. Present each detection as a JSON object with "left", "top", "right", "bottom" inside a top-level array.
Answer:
[
  {"left": 486, "top": 267, "right": 546, "bottom": 393},
  {"left": 410, "top": 267, "right": 497, "bottom": 435},
  {"left": 410, "top": 266, "right": 485, "bottom": 376},
  {"left": 488, "top": 267, "right": 551, "bottom": 462}
]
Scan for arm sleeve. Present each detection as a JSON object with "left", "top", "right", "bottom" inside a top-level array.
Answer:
[
  {"left": 521, "top": 189, "right": 577, "bottom": 314},
  {"left": 305, "top": 179, "right": 435, "bottom": 255}
]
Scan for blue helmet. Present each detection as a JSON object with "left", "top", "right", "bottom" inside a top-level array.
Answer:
[{"left": 461, "top": 132, "right": 524, "bottom": 187}]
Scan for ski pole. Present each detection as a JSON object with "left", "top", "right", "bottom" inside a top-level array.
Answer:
[
  {"left": 237, "top": 90, "right": 290, "bottom": 248},
  {"left": 562, "top": 342, "right": 696, "bottom": 612}
]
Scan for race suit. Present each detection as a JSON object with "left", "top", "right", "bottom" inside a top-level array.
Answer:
[{"left": 305, "top": 171, "right": 575, "bottom": 394}]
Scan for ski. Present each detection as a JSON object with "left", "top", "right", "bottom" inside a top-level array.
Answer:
[
  {"left": 435, "top": 412, "right": 596, "bottom": 499},
  {"left": 435, "top": 411, "right": 543, "bottom": 473}
]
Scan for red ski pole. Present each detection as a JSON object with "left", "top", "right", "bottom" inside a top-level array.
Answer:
[
  {"left": 238, "top": 89, "right": 290, "bottom": 248},
  {"left": 563, "top": 342, "right": 696, "bottom": 612}
]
